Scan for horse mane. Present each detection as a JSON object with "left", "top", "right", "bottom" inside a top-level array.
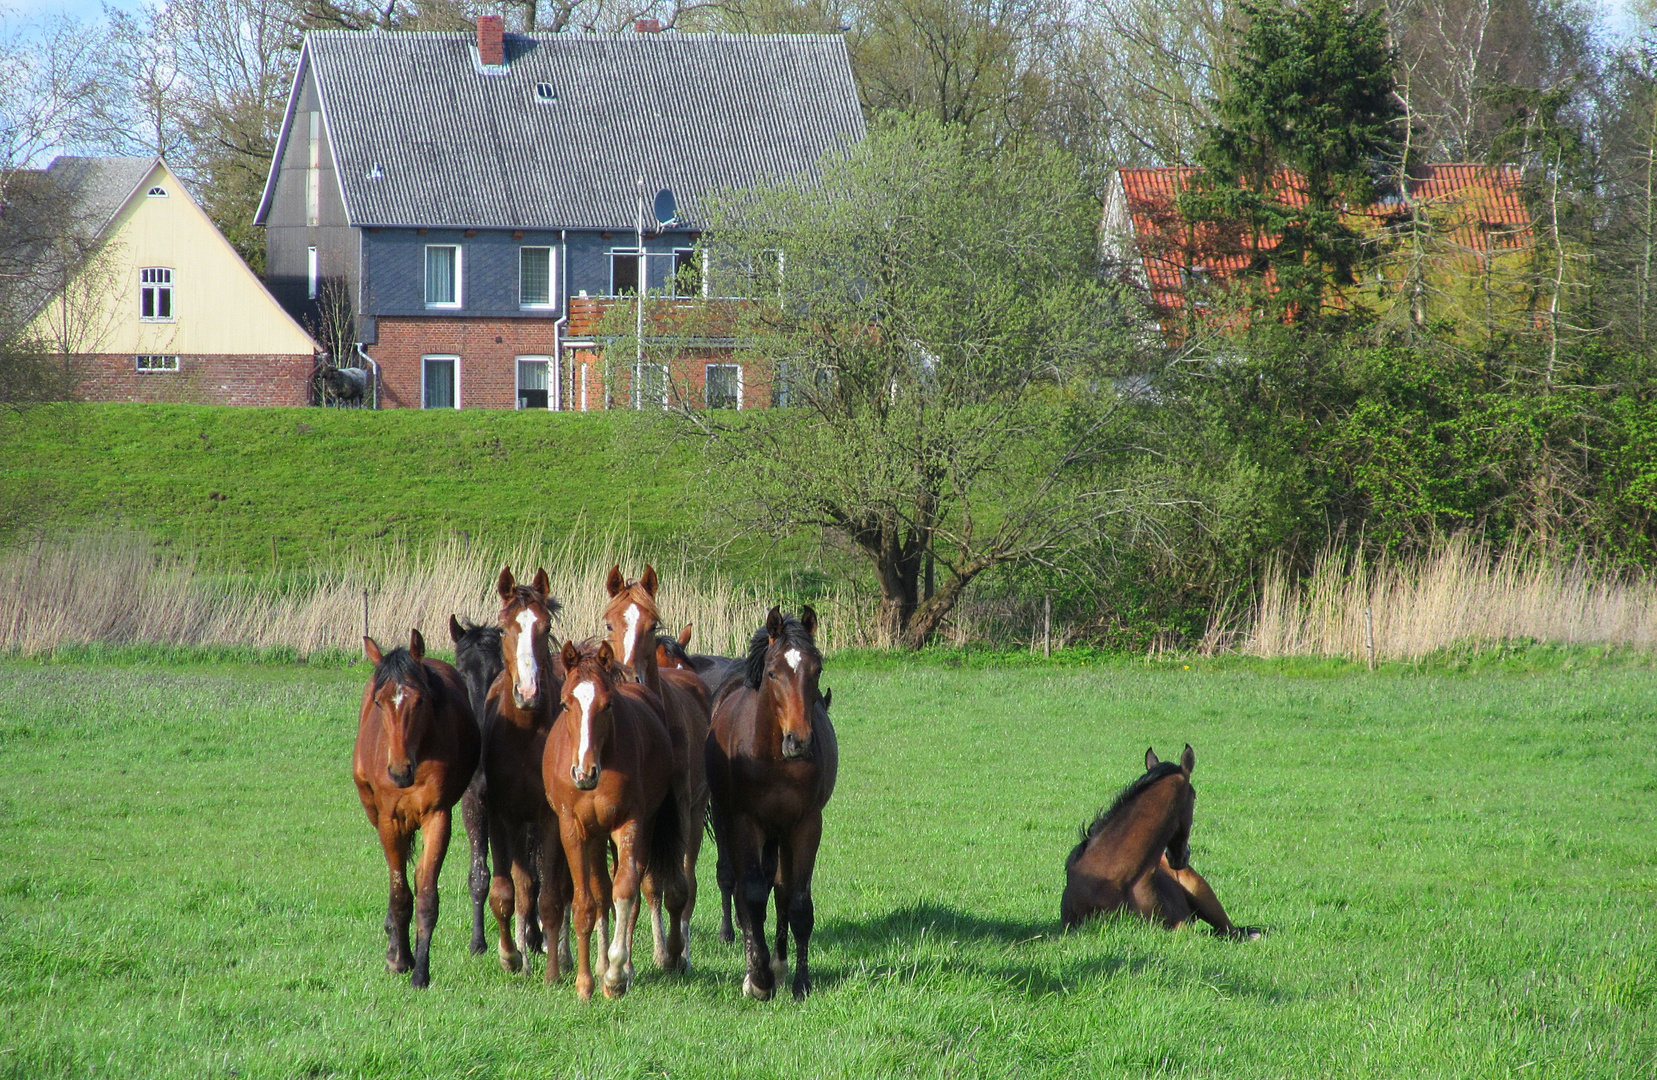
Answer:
[
  {"left": 370, "top": 646, "right": 446, "bottom": 707},
  {"left": 1064, "top": 761, "right": 1185, "bottom": 870},
  {"left": 505, "top": 586, "right": 564, "bottom": 617},
  {"left": 450, "top": 619, "right": 502, "bottom": 672},
  {"left": 744, "top": 614, "right": 821, "bottom": 690}
]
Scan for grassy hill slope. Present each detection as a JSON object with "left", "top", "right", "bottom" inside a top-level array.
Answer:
[{"left": 1, "top": 404, "right": 716, "bottom": 572}]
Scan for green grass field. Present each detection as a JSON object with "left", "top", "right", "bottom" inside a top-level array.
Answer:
[
  {"left": 0, "top": 405, "right": 707, "bottom": 573},
  {"left": 1, "top": 653, "right": 1653, "bottom": 1078}
]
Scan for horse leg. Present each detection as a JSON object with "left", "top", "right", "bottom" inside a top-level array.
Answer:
[
  {"left": 378, "top": 822, "right": 414, "bottom": 975},
  {"left": 642, "top": 865, "right": 670, "bottom": 970},
  {"left": 409, "top": 808, "right": 451, "bottom": 989},
  {"left": 710, "top": 802, "right": 737, "bottom": 944},
  {"left": 770, "top": 840, "right": 791, "bottom": 989},
  {"left": 731, "top": 817, "right": 774, "bottom": 1001},
  {"left": 562, "top": 817, "right": 602, "bottom": 1002},
  {"left": 784, "top": 813, "right": 822, "bottom": 1000},
  {"left": 604, "top": 820, "right": 645, "bottom": 999},
  {"left": 538, "top": 815, "right": 572, "bottom": 984},
  {"left": 461, "top": 777, "right": 489, "bottom": 955},
  {"left": 487, "top": 814, "right": 523, "bottom": 974},
  {"left": 510, "top": 834, "right": 537, "bottom": 962},
  {"left": 679, "top": 792, "right": 706, "bottom": 968},
  {"left": 1135, "top": 867, "right": 1193, "bottom": 929},
  {"left": 523, "top": 821, "right": 545, "bottom": 954},
  {"left": 1159, "top": 855, "right": 1245, "bottom": 936}
]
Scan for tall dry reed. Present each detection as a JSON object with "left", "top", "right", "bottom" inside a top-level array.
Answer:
[
  {"left": 1242, "top": 535, "right": 1657, "bottom": 660},
  {"left": 0, "top": 530, "right": 879, "bottom": 658}
]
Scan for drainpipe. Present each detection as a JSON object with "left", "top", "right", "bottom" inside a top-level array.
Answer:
[
  {"left": 554, "top": 229, "right": 568, "bottom": 410},
  {"left": 356, "top": 342, "right": 380, "bottom": 410}
]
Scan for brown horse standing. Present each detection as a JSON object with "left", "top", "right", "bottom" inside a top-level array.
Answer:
[
  {"left": 544, "top": 639, "right": 686, "bottom": 999},
  {"left": 603, "top": 565, "right": 709, "bottom": 971},
  {"left": 352, "top": 629, "right": 480, "bottom": 988},
  {"left": 482, "top": 566, "right": 572, "bottom": 977},
  {"left": 707, "top": 606, "right": 838, "bottom": 1000},
  {"left": 1060, "top": 745, "right": 1256, "bottom": 937}
]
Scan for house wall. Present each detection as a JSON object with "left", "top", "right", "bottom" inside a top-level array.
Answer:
[
  {"left": 264, "top": 63, "right": 357, "bottom": 338},
  {"left": 26, "top": 160, "right": 317, "bottom": 362},
  {"left": 76, "top": 352, "right": 312, "bottom": 405}
]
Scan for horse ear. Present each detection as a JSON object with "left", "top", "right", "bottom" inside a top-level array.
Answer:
[
  {"left": 679, "top": 624, "right": 693, "bottom": 646},
  {"left": 765, "top": 606, "right": 784, "bottom": 640},
  {"left": 800, "top": 605, "right": 818, "bottom": 636},
  {"left": 364, "top": 637, "right": 383, "bottom": 665},
  {"left": 448, "top": 614, "right": 464, "bottom": 643},
  {"left": 409, "top": 628, "right": 426, "bottom": 660},
  {"left": 605, "top": 565, "right": 625, "bottom": 597},
  {"left": 597, "top": 639, "right": 615, "bottom": 666},
  {"left": 1145, "top": 747, "right": 1160, "bottom": 771},
  {"left": 496, "top": 565, "right": 516, "bottom": 601},
  {"left": 823, "top": 687, "right": 832, "bottom": 710},
  {"left": 1180, "top": 744, "right": 1195, "bottom": 775},
  {"left": 641, "top": 564, "right": 658, "bottom": 597},
  {"left": 531, "top": 567, "right": 551, "bottom": 597},
  {"left": 561, "top": 639, "right": 580, "bottom": 671}
]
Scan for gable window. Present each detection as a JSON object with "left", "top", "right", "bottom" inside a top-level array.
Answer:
[
  {"left": 610, "top": 249, "right": 640, "bottom": 296},
  {"left": 140, "top": 267, "right": 173, "bottom": 321},
  {"left": 517, "top": 356, "right": 553, "bottom": 409},
  {"left": 520, "top": 247, "right": 553, "bottom": 308},
  {"left": 705, "top": 363, "right": 741, "bottom": 409},
  {"left": 425, "top": 245, "right": 460, "bottom": 307},
  {"left": 146, "top": 186, "right": 167, "bottom": 198},
  {"left": 423, "top": 355, "right": 458, "bottom": 408},
  {"left": 535, "top": 82, "right": 557, "bottom": 103},
  {"left": 135, "top": 354, "right": 179, "bottom": 372},
  {"left": 672, "top": 248, "right": 703, "bottom": 298},
  {"left": 307, "top": 246, "right": 319, "bottom": 300}
]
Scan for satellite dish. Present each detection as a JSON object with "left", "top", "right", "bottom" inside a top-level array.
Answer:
[{"left": 653, "top": 188, "right": 678, "bottom": 228}]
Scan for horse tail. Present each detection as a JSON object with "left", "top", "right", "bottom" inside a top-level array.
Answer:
[{"left": 649, "top": 788, "right": 685, "bottom": 891}]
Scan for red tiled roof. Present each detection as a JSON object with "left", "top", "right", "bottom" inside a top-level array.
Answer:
[{"left": 1114, "top": 164, "right": 1531, "bottom": 324}]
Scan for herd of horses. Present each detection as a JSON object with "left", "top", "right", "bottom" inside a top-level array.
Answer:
[{"left": 350, "top": 564, "right": 1254, "bottom": 998}]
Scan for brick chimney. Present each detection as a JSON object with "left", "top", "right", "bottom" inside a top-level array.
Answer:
[
  {"left": 634, "top": 17, "right": 663, "bottom": 32},
  {"left": 477, "top": 15, "right": 504, "bottom": 65}
]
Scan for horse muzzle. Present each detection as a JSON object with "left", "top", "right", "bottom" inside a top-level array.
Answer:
[
  {"left": 387, "top": 763, "right": 416, "bottom": 788},
  {"left": 780, "top": 733, "right": 813, "bottom": 761},
  {"left": 514, "top": 687, "right": 537, "bottom": 709},
  {"left": 571, "top": 765, "right": 600, "bottom": 791}
]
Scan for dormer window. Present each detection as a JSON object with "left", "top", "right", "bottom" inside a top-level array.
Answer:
[
  {"left": 365, "top": 163, "right": 383, "bottom": 180},
  {"left": 535, "top": 83, "right": 557, "bottom": 104},
  {"left": 147, "top": 186, "right": 168, "bottom": 197}
]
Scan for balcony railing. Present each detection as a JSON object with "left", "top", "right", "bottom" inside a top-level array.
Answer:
[{"left": 565, "top": 294, "right": 748, "bottom": 341}]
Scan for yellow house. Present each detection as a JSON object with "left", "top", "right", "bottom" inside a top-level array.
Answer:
[{"left": 21, "top": 156, "right": 317, "bottom": 405}]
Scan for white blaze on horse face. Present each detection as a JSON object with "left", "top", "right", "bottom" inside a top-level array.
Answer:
[
  {"left": 514, "top": 608, "right": 540, "bottom": 692},
  {"left": 622, "top": 604, "right": 642, "bottom": 665},
  {"left": 392, "top": 687, "right": 406, "bottom": 709},
  {"left": 784, "top": 648, "right": 802, "bottom": 671},
  {"left": 572, "top": 680, "right": 597, "bottom": 770}
]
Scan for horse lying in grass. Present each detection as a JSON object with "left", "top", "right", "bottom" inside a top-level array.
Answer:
[
  {"left": 353, "top": 629, "right": 480, "bottom": 988},
  {"left": 1061, "top": 745, "right": 1260, "bottom": 938}
]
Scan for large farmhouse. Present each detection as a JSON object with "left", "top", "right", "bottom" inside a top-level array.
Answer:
[{"left": 256, "top": 21, "right": 864, "bottom": 410}]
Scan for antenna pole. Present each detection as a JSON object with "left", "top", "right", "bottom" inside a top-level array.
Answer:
[{"left": 636, "top": 175, "right": 645, "bottom": 410}]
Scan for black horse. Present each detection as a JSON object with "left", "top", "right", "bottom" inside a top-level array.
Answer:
[{"left": 448, "top": 615, "right": 507, "bottom": 955}]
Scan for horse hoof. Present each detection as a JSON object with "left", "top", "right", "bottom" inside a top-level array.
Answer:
[
  {"left": 603, "top": 969, "right": 632, "bottom": 998},
  {"left": 792, "top": 977, "right": 811, "bottom": 1001},
  {"left": 410, "top": 968, "right": 430, "bottom": 990},
  {"left": 771, "top": 957, "right": 789, "bottom": 983},
  {"left": 719, "top": 927, "right": 736, "bottom": 945},
  {"left": 469, "top": 938, "right": 487, "bottom": 956},
  {"left": 654, "top": 946, "right": 673, "bottom": 970},
  {"left": 386, "top": 956, "right": 413, "bottom": 975},
  {"left": 499, "top": 950, "right": 524, "bottom": 975},
  {"left": 576, "top": 976, "right": 594, "bottom": 1002},
  {"left": 742, "top": 973, "right": 774, "bottom": 1002}
]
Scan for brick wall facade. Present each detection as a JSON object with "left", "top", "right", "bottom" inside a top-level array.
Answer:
[
  {"left": 371, "top": 315, "right": 774, "bottom": 410},
  {"left": 77, "top": 353, "right": 313, "bottom": 406}
]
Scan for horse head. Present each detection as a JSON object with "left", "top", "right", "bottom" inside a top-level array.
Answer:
[
  {"left": 1145, "top": 744, "right": 1197, "bottom": 869},
  {"left": 364, "top": 629, "right": 436, "bottom": 789},
  {"left": 496, "top": 565, "right": 559, "bottom": 711},
  {"left": 603, "top": 564, "right": 662, "bottom": 682},
  {"left": 748, "top": 605, "right": 823, "bottom": 761},
  {"left": 560, "top": 639, "right": 619, "bottom": 790}
]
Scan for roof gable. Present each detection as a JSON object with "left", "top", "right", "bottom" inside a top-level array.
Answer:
[{"left": 262, "top": 30, "right": 865, "bottom": 231}]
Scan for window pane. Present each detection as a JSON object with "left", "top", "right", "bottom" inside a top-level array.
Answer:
[
  {"left": 424, "top": 359, "right": 455, "bottom": 408},
  {"left": 426, "top": 247, "right": 456, "bottom": 305},
  {"left": 157, "top": 287, "right": 171, "bottom": 319},
  {"left": 611, "top": 252, "right": 639, "bottom": 296},
  {"left": 520, "top": 248, "right": 550, "bottom": 306},
  {"left": 706, "top": 364, "right": 738, "bottom": 408},
  {"left": 517, "top": 359, "right": 549, "bottom": 409},
  {"left": 141, "top": 289, "right": 154, "bottom": 318},
  {"left": 673, "top": 249, "right": 700, "bottom": 297}
]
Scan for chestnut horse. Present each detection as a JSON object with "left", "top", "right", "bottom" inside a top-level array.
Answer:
[
  {"left": 448, "top": 614, "right": 503, "bottom": 956},
  {"left": 1060, "top": 745, "right": 1257, "bottom": 937},
  {"left": 655, "top": 622, "right": 744, "bottom": 699},
  {"left": 602, "top": 565, "right": 709, "bottom": 970},
  {"left": 352, "top": 629, "right": 479, "bottom": 988},
  {"left": 706, "top": 606, "right": 838, "bottom": 1000},
  {"left": 481, "top": 566, "right": 572, "bottom": 976},
  {"left": 544, "top": 640, "right": 686, "bottom": 999}
]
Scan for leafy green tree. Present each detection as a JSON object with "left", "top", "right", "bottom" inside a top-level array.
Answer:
[
  {"left": 1180, "top": 0, "right": 1402, "bottom": 322},
  {"left": 675, "top": 117, "right": 1163, "bottom": 648}
]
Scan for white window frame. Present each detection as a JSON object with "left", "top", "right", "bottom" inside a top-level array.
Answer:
[
  {"left": 424, "top": 245, "right": 462, "bottom": 309},
  {"left": 635, "top": 362, "right": 670, "bottom": 409},
  {"left": 146, "top": 186, "right": 168, "bottom": 198},
  {"left": 135, "top": 354, "right": 179, "bottom": 372},
  {"left": 139, "top": 267, "right": 174, "bottom": 322},
  {"left": 519, "top": 246, "right": 555, "bottom": 310},
  {"left": 307, "top": 246, "right": 319, "bottom": 300},
  {"left": 515, "top": 355, "right": 556, "bottom": 411},
  {"left": 421, "top": 354, "right": 461, "bottom": 409},
  {"left": 704, "top": 362, "right": 743, "bottom": 410}
]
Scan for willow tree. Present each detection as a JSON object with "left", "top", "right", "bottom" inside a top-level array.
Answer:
[{"left": 679, "top": 117, "right": 1162, "bottom": 648}]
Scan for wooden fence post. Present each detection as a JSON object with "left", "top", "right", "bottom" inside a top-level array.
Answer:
[
  {"left": 1365, "top": 606, "right": 1375, "bottom": 671},
  {"left": 1043, "top": 595, "right": 1052, "bottom": 658},
  {"left": 362, "top": 589, "right": 370, "bottom": 644}
]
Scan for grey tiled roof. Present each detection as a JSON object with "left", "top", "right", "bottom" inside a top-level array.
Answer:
[
  {"left": 42, "top": 157, "right": 159, "bottom": 236},
  {"left": 281, "top": 31, "right": 864, "bottom": 230}
]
